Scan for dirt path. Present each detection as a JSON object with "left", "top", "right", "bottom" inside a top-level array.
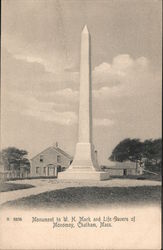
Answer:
[{"left": 0, "top": 178, "right": 161, "bottom": 205}]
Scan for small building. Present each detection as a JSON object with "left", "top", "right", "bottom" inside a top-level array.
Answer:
[
  {"left": 103, "top": 160, "right": 143, "bottom": 176},
  {"left": 30, "top": 144, "right": 73, "bottom": 178}
]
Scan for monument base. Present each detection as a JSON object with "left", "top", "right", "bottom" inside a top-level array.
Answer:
[
  {"left": 58, "top": 170, "right": 110, "bottom": 181},
  {"left": 58, "top": 142, "right": 110, "bottom": 181}
]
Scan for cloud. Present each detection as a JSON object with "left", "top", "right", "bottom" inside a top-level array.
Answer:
[
  {"left": 4, "top": 89, "right": 115, "bottom": 128},
  {"left": 93, "top": 86, "right": 124, "bottom": 99},
  {"left": 94, "top": 118, "right": 115, "bottom": 127},
  {"left": 26, "top": 108, "right": 77, "bottom": 126},
  {"left": 31, "top": 88, "right": 79, "bottom": 107},
  {"left": 14, "top": 52, "right": 67, "bottom": 74},
  {"left": 93, "top": 54, "right": 149, "bottom": 86},
  {"left": 92, "top": 54, "right": 159, "bottom": 101},
  {"left": 4, "top": 91, "right": 77, "bottom": 126},
  {"left": 1, "top": 47, "right": 79, "bottom": 103},
  {"left": 3, "top": 32, "right": 79, "bottom": 76},
  {"left": 54, "top": 88, "right": 78, "bottom": 100},
  {"left": 2, "top": 51, "right": 161, "bottom": 132},
  {"left": 14, "top": 54, "right": 47, "bottom": 68},
  {"left": 92, "top": 54, "right": 161, "bottom": 136}
]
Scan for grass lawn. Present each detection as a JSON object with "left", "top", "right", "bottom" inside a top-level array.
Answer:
[
  {"left": 0, "top": 182, "right": 35, "bottom": 192},
  {"left": 2, "top": 185, "right": 161, "bottom": 209}
]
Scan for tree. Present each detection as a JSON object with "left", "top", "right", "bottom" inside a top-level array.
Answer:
[
  {"left": 142, "top": 139, "right": 162, "bottom": 165},
  {"left": 142, "top": 139, "right": 153, "bottom": 160},
  {"left": 109, "top": 138, "right": 162, "bottom": 170},
  {"left": 0, "top": 147, "right": 30, "bottom": 171},
  {"left": 150, "top": 139, "right": 162, "bottom": 164},
  {"left": 109, "top": 138, "right": 143, "bottom": 162}
]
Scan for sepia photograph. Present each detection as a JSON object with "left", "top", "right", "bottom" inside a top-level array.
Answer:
[{"left": 0, "top": 0, "right": 162, "bottom": 249}]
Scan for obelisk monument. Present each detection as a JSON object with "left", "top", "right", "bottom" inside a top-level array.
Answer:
[{"left": 58, "top": 25, "right": 110, "bottom": 180}]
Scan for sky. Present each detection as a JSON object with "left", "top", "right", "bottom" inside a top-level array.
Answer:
[{"left": 1, "top": 0, "right": 162, "bottom": 165}]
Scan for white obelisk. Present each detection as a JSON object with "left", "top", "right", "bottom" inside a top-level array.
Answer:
[
  {"left": 69, "top": 25, "right": 98, "bottom": 171},
  {"left": 58, "top": 25, "right": 109, "bottom": 180}
]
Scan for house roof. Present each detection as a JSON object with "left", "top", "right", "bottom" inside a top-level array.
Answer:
[
  {"left": 56, "top": 147, "right": 73, "bottom": 160},
  {"left": 31, "top": 146, "right": 73, "bottom": 161}
]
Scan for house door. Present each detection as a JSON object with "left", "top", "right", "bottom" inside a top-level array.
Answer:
[
  {"left": 47, "top": 164, "right": 55, "bottom": 176},
  {"left": 123, "top": 169, "right": 127, "bottom": 176}
]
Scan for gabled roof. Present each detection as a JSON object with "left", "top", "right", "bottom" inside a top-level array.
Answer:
[
  {"left": 31, "top": 146, "right": 73, "bottom": 161},
  {"left": 56, "top": 147, "right": 73, "bottom": 160}
]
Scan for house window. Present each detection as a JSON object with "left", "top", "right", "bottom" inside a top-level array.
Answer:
[
  {"left": 40, "top": 155, "right": 43, "bottom": 162},
  {"left": 57, "top": 155, "right": 61, "bottom": 163},
  {"left": 57, "top": 165, "right": 61, "bottom": 172},
  {"left": 43, "top": 167, "right": 46, "bottom": 174},
  {"left": 36, "top": 167, "right": 40, "bottom": 174}
]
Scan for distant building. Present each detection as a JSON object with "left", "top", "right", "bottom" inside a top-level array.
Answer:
[
  {"left": 30, "top": 144, "right": 73, "bottom": 177},
  {"left": 103, "top": 160, "right": 143, "bottom": 176}
]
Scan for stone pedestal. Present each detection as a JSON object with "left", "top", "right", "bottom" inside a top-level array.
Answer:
[
  {"left": 58, "top": 170, "right": 110, "bottom": 181},
  {"left": 58, "top": 142, "right": 110, "bottom": 180}
]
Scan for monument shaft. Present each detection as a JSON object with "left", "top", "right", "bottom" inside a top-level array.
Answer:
[
  {"left": 70, "top": 25, "right": 96, "bottom": 170},
  {"left": 78, "top": 26, "right": 92, "bottom": 143}
]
